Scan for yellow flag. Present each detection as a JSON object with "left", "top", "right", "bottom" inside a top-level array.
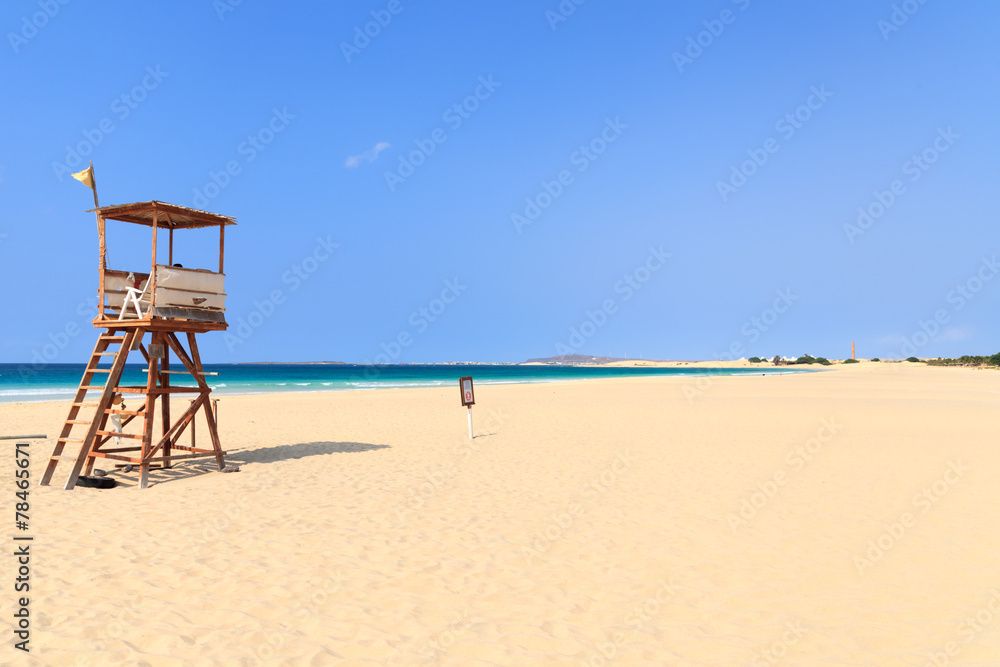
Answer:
[{"left": 71, "top": 164, "right": 94, "bottom": 189}]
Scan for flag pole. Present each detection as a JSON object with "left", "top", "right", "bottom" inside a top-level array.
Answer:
[
  {"left": 71, "top": 161, "right": 107, "bottom": 304},
  {"left": 86, "top": 162, "right": 108, "bottom": 291},
  {"left": 90, "top": 161, "right": 98, "bottom": 208},
  {"left": 88, "top": 161, "right": 100, "bottom": 212}
]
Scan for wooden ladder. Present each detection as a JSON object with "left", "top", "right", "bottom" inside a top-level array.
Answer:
[
  {"left": 40, "top": 328, "right": 143, "bottom": 490},
  {"left": 40, "top": 328, "right": 226, "bottom": 490}
]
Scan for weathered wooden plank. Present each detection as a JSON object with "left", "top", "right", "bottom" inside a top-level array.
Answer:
[{"left": 62, "top": 329, "right": 138, "bottom": 490}]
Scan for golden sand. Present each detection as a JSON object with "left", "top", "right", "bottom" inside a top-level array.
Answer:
[{"left": 3, "top": 363, "right": 999, "bottom": 665}]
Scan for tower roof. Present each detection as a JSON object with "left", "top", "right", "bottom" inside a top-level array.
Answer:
[{"left": 89, "top": 201, "right": 237, "bottom": 229}]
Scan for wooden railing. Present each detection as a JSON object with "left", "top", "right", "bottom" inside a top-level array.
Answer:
[{"left": 99, "top": 266, "right": 226, "bottom": 322}]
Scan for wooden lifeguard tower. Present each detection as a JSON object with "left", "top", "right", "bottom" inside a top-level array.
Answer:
[{"left": 41, "top": 201, "right": 235, "bottom": 490}]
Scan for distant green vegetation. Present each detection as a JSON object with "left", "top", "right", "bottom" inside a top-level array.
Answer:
[
  {"left": 748, "top": 357, "right": 763, "bottom": 363},
  {"left": 794, "top": 355, "right": 831, "bottom": 366},
  {"left": 926, "top": 354, "right": 1000, "bottom": 367},
  {"left": 906, "top": 357, "right": 921, "bottom": 363},
  {"left": 843, "top": 358, "right": 859, "bottom": 364},
  {"left": 870, "top": 358, "right": 880, "bottom": 362}
]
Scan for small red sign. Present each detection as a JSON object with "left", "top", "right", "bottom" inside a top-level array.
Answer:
[{"left": 459, "top": 376, "right": 475, "bottom": 407}]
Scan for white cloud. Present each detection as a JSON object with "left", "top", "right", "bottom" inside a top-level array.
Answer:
[
  {"left": 879, "top": 327, "right": 973, "bottom": 353},
  {"left": 935, "top": 327, "right": 972, "bottom": 343},
  {"left": 345, "top": 142, "right": 390, "bottom": 168}
]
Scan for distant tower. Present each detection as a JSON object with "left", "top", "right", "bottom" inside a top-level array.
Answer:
[
  {"left": 852, "top": 341, "right": 856, "bottom": 360},
  {"left": 41, "top": 201, "right": 234, "bottom": 490}
]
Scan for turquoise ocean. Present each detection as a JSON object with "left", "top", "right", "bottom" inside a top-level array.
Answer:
[{"left": 0, "top": 363, "right": 802, "bottom": 404}]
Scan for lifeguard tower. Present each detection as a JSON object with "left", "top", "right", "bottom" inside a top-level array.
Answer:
[{"left": 41, "top": 201, "right": 235, "bottom": 490}]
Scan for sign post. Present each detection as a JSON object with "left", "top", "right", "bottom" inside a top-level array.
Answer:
[{"left": 459, "top": 376, "right": 475, "bottom": 439}]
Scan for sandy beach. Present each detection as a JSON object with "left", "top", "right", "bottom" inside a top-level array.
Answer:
[{"left": 4, "top": 362, "right": 1000, "bottom": 666}]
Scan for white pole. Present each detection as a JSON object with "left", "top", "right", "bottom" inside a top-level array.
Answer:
[{"left": 467, "top": 406, "right": 473, "bottom": 439}]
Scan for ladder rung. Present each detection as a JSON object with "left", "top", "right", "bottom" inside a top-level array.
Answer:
[
  {"left": 100, "top": 336, "right": 126, "bottom": 341},
  {"left": 94, "top": 352, "right": 118, "bottom": 356},
  {"left": 79, "top": 385, "right": 108, "bottom": 391},
  {"left": 87, "top": 369, "right": 113, "bottom": 374},
  {"left": 48, "top": 456, "right": 78, "bottom": 462},
  {"left": 96, "top": 431, "right": 143, "bottom": 439},
  {"left": 66, "top": 420, "right": 91, "bottom": 425},
  {"left": 106, "top": 409, "right": 143, "bottom": 416},
  {"left": 56, "top": 439, "right": 84, "bottom": 444},
  {"left": 73, "top": 403, "right": 98, "bottom": 408},
  {"left": 93, "top": 453, "right": 136, "bottom": 463}
]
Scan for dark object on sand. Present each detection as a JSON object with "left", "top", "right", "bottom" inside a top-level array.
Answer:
[
  {"left": 92, "top": 469, "right": 108, "bottom": 477},
  {"left": 221, "top": 465, "right": 240, "bottom": 473},
  {"left": 76, "top": 476, "right": 116, "bottom": 489}
]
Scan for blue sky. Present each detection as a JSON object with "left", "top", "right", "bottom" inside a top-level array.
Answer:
[{"left": 1, "top": 0, "right": 998, "bottom": 363}]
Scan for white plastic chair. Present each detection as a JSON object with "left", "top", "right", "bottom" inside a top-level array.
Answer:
[{"left": 118, "top": 272, "right": 151, "bottom": 320}]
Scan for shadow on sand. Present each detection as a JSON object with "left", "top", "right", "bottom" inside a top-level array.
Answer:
[
  {"left": 101, "top": 441, "right": 390, "bottom": 489},
  {"left": 229, "top": 441, "right": 391, "bottom": 464}
]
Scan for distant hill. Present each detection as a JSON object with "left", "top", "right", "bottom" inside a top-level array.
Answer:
[
  {"left": 238, "top": 361, "right": 347, "bottom": 365},
  {"left": 522, "top": 354, "right": 628, "bottom": 365}
]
